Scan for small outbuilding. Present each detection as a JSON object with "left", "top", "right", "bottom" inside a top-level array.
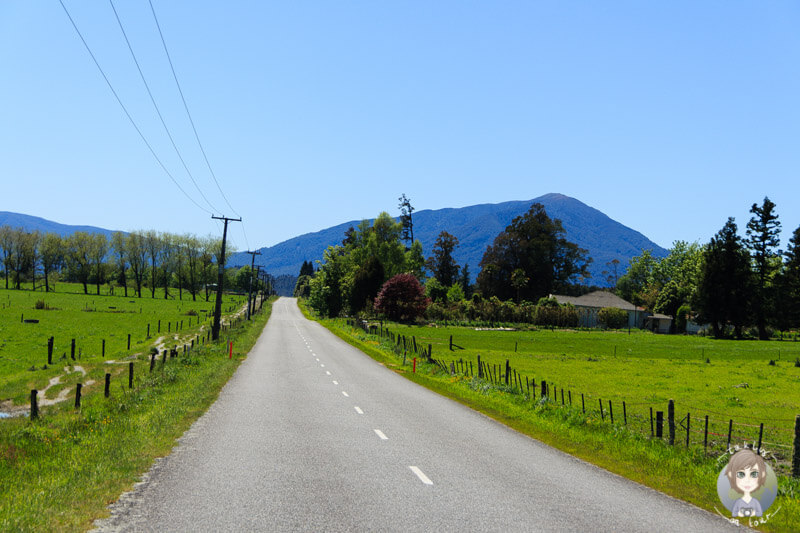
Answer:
[{"left": 644, "top": 313, "right": 673, "bottom": 334}]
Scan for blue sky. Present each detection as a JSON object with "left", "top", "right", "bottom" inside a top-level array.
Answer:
[{"left": 1, "top": 1, "right": 798, "bottom": 254}]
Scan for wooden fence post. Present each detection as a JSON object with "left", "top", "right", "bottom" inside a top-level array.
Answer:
[
  {"left": 129, "top": 362, "right": 134, "bottom": 389},
  {"left": 650, "top": 407, "right": 654, "bottom": 436},
  {"left": 71, "top": 338, "right": 75, "bottom": 360},
  {"left": 704, "top": 415, "right": 709, "bottom": 454},
  {"left": 127, "top": 334, "right": 131, "bottom": 350},
  {"left": 609, "top": 400, "right": 614, "bottom": 424},
  {"left": 30, "top": 390, "right": 38, "bottom": 419},
  {"left": 599, "top": 399, "right": 604, "bottom": 421},
  {"left": 105, "top": 373, "right": 111, "bottom": 398},
  {"left": 668, "top": 399, "right": 675, "bottom": 445},
  {"left": 75, "top": 383, "right": 82, "bottom": 408},
  {"left": 727, "top": 419, "right": 733, "bottom": 451},
  {"left": 149, "top": 354, "right": 155, "bottom": 373},
  {"left": 449, "top": 335, "right": 453, "bottom": 351},
  {"left": 47, "top": 336, "right": 54, "bottom": 365},
  {"left": 622, "top": 401, "right": 627, "bottom": 425},
  {"left": 686, "top": 412, "right": 690, "bottom": 447},
  {"left": 541, "top": 380, "right": 547, "bottom": 399},
  {"left": 757, "top": 423, "right": 764, "bottom": 454},
  {"left": 102, "top": 339, "right": 105, "bottom": 357},
  {"left": 477, "top": 355, "right": 483, "bottom": 378},
  {"left": 656, "top": 411, "right": 663, "bottom": 438},
  {"left": 581, "top": 393, "right": 585, "bottom": 413},
  {"left": 505, "top": 360, "right": 510, "bottom": 386}
]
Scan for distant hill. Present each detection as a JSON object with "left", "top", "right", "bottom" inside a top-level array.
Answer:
[
  {"left": 0, "top": 212, "right": 118, "bottom": 239},
  {"left": 229, "top": 193, "right": 669, "bottom": 286}
]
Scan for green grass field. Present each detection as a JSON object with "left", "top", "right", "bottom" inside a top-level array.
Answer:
[
  {"left": 0, "top": 284, "right": 247, "bottom": 405},
  {"left": 365, "top": 322, "right": 800, "bottom": 466},
  {"left": 0, "top": 288, "right": 273, "bottom": 532}
]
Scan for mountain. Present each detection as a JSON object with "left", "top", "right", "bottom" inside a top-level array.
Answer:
[
  {"left": 229, "top": 193, "right": 669, "bottom": 286},
  {"left": 0, "top": 212, "right": 118, "bottom": 239}
]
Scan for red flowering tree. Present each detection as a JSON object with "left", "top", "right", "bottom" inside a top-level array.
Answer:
[{"left": 374, "top": 273, "right": 430, "bottom": 322}]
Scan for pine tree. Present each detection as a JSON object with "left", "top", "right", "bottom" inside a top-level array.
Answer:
[
  {"left": 695, "top": 218, "right": 753, "bottom": 338},
  {"left": 427, "top": 231, "right": 460, "bottom": 287},
  {"left": 746, "top": 197, "right": 781, "bottom": 340}
]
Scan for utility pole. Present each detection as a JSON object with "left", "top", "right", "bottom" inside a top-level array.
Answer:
[
  {"left": 244, "top": 250, "right": 261, "bottom": 320},
  {"left": 211, "top": 215, "right": 241, "bottom": 340},
  {"left": 251, "top": 265, "right": 261, "bottom": 317}
]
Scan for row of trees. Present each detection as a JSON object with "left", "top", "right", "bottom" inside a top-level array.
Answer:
[
  {"left": 302, "top": 198, "right": 595, "bottom": 322},
  {"left": 0, "top": 226, "right": 261, "bottom": 301},
  {"left": 615, "top": 197, "right": 800, "bottom": 339}
]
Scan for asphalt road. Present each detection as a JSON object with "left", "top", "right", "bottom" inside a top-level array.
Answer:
[{"left": 95, "top": 297, "right": 741, "bottom": 532}]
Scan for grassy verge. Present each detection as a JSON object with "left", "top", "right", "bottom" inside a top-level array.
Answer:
[
  {"left": 0, "top": 296, "right": 275, "bottom": 532},
  {"left": 304, "top": 306, "right": 800, "bottom": 532}
]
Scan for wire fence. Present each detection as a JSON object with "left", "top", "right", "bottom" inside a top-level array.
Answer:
[{"left": 347, "top": 318, "right": 800, "bottom": 476}]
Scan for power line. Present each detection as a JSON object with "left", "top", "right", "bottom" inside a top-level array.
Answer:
[
  {"left": 108, "top": 0, "right": 222, "bottom": 215},
  {"left": 147, "top": 0, "right": 240, "bottom": 219},
  {"left": 57, "top": 0, "right": 213, "bottom": 215}
]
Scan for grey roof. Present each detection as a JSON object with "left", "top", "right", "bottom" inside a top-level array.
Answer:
[
  {"left": 550, "top": 291, "right": 644, "bottom": 311},
  {"left": 647, "top": 313, "right": 673, "bottom": 320}
]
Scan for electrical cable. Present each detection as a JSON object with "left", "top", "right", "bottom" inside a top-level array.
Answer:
[
  {"left": 57, "top": 0, "right": 213, "bottom": 215},
  {"left": 147, "top": 0, "right": 241, "bottom": 219},
  {"left": 109, "top": 0, "right": 222, "bottom": 215}
]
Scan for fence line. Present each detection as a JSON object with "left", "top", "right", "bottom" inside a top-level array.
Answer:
[{"left": 347, "top": 318, "right": 800, "bottom": 475}]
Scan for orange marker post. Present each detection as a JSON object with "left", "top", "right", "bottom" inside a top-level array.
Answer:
[
  {"left": 229, "top": 341, "right": 233, "bottom": 359},
  {"left": 413, "top": 357, "right": 417, "bottom": 373}
]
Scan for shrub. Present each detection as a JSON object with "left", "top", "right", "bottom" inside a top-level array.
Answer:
[
  {"left": 34, "top": 300, "right": 46, "bottom": 310},
  {"left": 374, "top": 274, "right": 430, "bottom": 322},
  {"left": 598, "top": 307, "right": 628, "bottom": 329}
]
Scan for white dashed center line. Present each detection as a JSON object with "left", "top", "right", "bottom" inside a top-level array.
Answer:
[
  {"left": 409, "top": 466, "right": 433, "bottom": 485},
  {"left": 354, "top": 406, "right": 364, "bottom": 414},
  {"left": 374, "top": 429, "right": 388, "bottom": 440},
  {"left": 326, "top": 371, "right": 331, "bottom": 375},
  {"left": 333, "top": 381, "right": 338, "bottom": 385},
  {"left": 342, "top": 391, "right": 349, "bottom": 397}
]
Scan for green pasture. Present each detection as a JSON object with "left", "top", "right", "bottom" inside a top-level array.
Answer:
[
  {"left": 0, "top": 296, "right": 274, "bottom": 532},
  {"left": 0, "top": 284, "right": 247, "bottom": 404},
  {"left": 365, "top": 322, "right": 800, "bottom": 464}
]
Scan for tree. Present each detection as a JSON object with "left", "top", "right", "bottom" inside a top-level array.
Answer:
[
  {"left": 111, "top": 232, "right": 129, "bottom": 297},
  {"left": 374, "top": 273, "right": 429, "bottom": 322},
  {"left": 459, "top": 263, "right": 472, "bottom": 299},
  {"left": 40, "top": 232, "right": 64, "bottom": 292},
  {"left": 615, "top": 250, "right": 658, "bottom": 307},
  {"left": 89, "top": 233, "right": 109, "bottom": 295},
  {"left": 349, "top": 256, "right": 384, "bottom": 314},
  {"left": 398, "top": 193, "right": 414, "bottom": 247},
  {"left": 127, "top": 231, "right": 148, "bottom": 298},
  {"left": 0, "top": 226, "right": 13, "bottom": 289},
  {"left": 160, "top": 233, "right": 175, "bottom": 299},
  {"left": 405, "top": 240, "right": 426, "bottom": 281},
  {"left": 144, "top": 230, "right": 160, "bottom": 298},
  {"left": 746, "top": 197, "right": 781, "bottom": 340},
  {"left": 427, "top": 231, "right": 460, "bottom": 287},
  {"left": 66, "top": 232, "right": 92, "bottom": 294},
  {"left": 602, "top": 259, "right": 621, "bottom": 288},
  {"left": 477, "top": 203, "right": 591, "bottom": 301},
  {"left": 776, "top": 225, "right": 800, "bottom": 332},
  {"left": 694, "top": 218, "right": 753, "bottom": 338},
  {"left": 511, "top": 268, "right": 528, "bottom": 303},
  {"left": 183, "top": 235, "right": 202, "bottom": 301},
  {"left": 299, "top": 260, "right": 314, "bottom": 278}
]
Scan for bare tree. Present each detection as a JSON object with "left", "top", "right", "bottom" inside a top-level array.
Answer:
[{"left": 89, "top": 233, "right": 109, "bottom": 295}]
